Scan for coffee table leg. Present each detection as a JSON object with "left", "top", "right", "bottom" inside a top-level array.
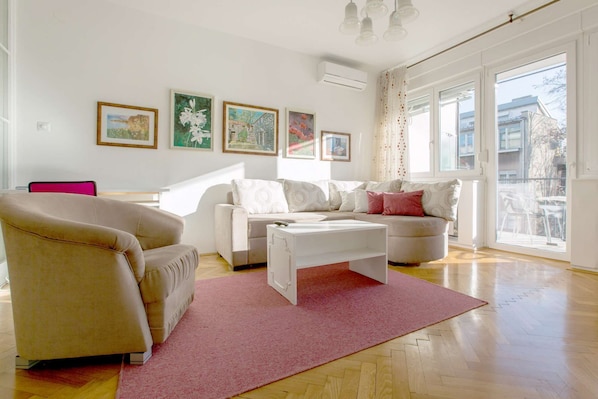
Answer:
[
  {"left": 268, "top": 232, "right": 298, "bottom": 305},
  {"left": 349, "top": 256, "right": 388, "bottom": 284}
]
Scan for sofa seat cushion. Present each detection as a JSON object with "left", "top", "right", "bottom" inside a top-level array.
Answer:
[
  {"left": 355, "top": 213, "right": 447, "bottom": 237},
  {"left": 140, "top": 244, "right": 199, "bottom": 304},
  {"left": 247, "top": 211, "right": 357, "bottom": 238}
]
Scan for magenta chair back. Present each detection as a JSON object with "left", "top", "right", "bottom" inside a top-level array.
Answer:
[{"left": 28, "top": 181, "right": 97, "bottom": 196}]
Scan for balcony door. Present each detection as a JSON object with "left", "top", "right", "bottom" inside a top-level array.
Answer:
[{"left": 491, "top": 52, "right": 570, "bottom": 259}]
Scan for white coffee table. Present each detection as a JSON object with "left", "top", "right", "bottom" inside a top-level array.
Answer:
[{"left": 266, "top": 220, "right": 388, "bottom": 305}]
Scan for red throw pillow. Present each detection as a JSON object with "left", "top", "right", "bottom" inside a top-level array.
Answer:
[
  {"left": 366, "top": 191, "right": 385, "bottom": 214},
  {"left": 382, "top": 190, "right": 425, "bottom": 216}
]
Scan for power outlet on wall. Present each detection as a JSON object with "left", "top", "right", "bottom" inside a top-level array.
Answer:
[{"left": 37, "top": 121, "right": 51, "bottom": 133}]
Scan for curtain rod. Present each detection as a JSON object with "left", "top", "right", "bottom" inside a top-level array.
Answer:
[{"left": 405, "top": 0, "right": 561, "bottom": 69}]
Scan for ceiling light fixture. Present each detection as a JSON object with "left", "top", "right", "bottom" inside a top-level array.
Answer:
[
  {"left": 339, "top": 0, "right": 361, "bottom": 34},
  {"left": 340, "top": 0, "right": 418, "bottom": 46},
  {"left": 361, "top": 0, "right": 388, "bottom": 19}
]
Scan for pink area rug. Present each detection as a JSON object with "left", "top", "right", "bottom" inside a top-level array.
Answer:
[{"left": 118, "top": 264, "right": 486, "bottom": 399}]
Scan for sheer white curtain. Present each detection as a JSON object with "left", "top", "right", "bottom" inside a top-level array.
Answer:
[{"left": 371, "top": 66, "right": 409, "bottom": 181}]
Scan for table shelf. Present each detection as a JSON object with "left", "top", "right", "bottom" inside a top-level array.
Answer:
[{"left": 296, "top": 249, "right": 387, "bottom": 269}]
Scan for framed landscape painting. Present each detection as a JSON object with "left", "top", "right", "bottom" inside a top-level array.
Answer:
[
  {"left": 171, "top": 89, "right": 213, "bottom": 150},
  {"left": 285, "top": 108, "right": 316, "bottom": 159},
  {"left": 97, "top": 102, "right": 158, "bottom": 149},
  {"left": 222, "top": 101, "right": 278, "bottom": 156},
  {"left": 321, "top": 131, "right": 351, "bottom": 162}
]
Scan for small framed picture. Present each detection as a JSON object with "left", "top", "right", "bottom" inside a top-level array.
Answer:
[
  {"left": 97, "top": 102, "right": 158, "bottom": 149},
  {"left": 286, "top": 108, "right": 316, "bottom": 159},
  {"left": 321, "top": 131, "right": 351, "bottom": 162},
  {"left": 171, "top": 89, "right": 213, "bottom": 150},
  {"left": 222, "top": 101, "right": 278, "bottom": 156}
]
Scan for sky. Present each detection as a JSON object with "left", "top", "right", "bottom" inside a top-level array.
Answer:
[{"left": 496, "top": 62, "right": 567, "bottom": 127}]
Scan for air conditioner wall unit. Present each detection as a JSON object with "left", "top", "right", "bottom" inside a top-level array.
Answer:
[{"left": 317, "top": 61, "right": 367, "bottom": 91}]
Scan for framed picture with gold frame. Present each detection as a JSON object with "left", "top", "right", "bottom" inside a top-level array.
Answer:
[
  {"left": 97, "top": 102, "right": 158, "bottom": 149},
  {"left": 321, "top": 131, "right": 351, "bottom": 162},
  {"left": 222, "top": 101, "right": 278, "bottom": 156}
]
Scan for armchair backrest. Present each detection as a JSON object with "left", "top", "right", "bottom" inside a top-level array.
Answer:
[{"left": 0, "top": 193, "right": 184, "bottom": 250}]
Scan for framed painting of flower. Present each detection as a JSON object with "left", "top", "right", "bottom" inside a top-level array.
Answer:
[
  {"left": 285, "top": 108, "right": 316, "bottom": 159},
  {"left": 171, "top": 89, "right": 214, "bottom": 150}
]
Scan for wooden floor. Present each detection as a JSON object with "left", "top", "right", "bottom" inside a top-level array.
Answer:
[{"left": 1, "top": 247, "right": 597, "bottom": 398}]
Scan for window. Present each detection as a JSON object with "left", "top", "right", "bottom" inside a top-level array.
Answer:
[
  {"left": 459, "top": 132, "right": 474, "bottom": 155},
  {"left": 493, "top": 53, "right": 568, "bottom": 256},
  {"left": 408, "top": 76, "right": 479, "bottom": 177},
  {"left": 498, "top": 170, "right": 518, "bottom": 180},
  {"left": 0, "top": 0, "right": 11, "bottom": 286},
  {"left": 407, "top": 95, "right": 431, "bottom": 174},
  {"left": 0, "top": 0, "right": 10, "bottom": 189},
  {"left": 439, "top": 82, "right": 475, "bottom": 172},
  {"left": 499, "top": 125, "right": 522, "bottom": 150}
]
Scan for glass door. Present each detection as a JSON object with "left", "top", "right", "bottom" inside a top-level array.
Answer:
[{"left": 493, "top": 54, "right": 567, "bottom": 256}]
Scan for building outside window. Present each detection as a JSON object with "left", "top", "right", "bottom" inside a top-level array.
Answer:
[{"left": 439, "top": 82, "right": 475, "bottom": 172}]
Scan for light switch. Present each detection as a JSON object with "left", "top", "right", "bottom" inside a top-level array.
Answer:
[{"left": 37, "top": 122, "right": 51, "bottom": 132}]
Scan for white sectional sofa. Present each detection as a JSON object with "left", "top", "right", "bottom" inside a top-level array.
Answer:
[{"left": 215, "top": 178, "right": 461, "bottom": 270}]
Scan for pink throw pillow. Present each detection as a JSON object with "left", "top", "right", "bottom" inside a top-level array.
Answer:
[
  {"left": 382, "top": 190, "right": 425, "bottom": 217},
  {"left": 366, "top": 191, "right": 385, "bottom": 214}
]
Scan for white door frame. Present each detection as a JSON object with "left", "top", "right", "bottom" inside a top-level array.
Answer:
[{"left": 484, "top": 41, "right": 577, "bottom": 262}]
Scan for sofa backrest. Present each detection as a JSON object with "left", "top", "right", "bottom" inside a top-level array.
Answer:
[{"left": 228, "top": 178, "right": 461, "bottom": 221}]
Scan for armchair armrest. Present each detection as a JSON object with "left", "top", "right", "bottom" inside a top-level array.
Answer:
[
  {"left": 132, "top": 206, "right": 185, "bottom": 250},
  {"left": 88, "top": 198, "right": 185, "bottom": 250}
]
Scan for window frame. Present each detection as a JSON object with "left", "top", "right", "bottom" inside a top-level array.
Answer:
[
  {"left": 0, "top": 0, "right": 14, "bottom": 190},
  {"left": 408, "top": 72, "right": 482, "bottom": 179},
  {"left": 406, "top": 90, "right": 433, "bottom": 177},
  {"left": 484, "top": 42, "right": 576, "bottom": 263}
]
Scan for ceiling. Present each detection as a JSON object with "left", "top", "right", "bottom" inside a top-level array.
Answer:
[{"left": 106, "top": 0, "right": 556, "bottom": 71}]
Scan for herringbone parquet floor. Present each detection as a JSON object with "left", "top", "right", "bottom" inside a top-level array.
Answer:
[{"left": 1, "top": 247, "right": 597, "bottom": 398}]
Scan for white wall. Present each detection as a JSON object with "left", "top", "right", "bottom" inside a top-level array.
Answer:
[{"left": 15, "top": 0, "right": 377, "bottom": 252}]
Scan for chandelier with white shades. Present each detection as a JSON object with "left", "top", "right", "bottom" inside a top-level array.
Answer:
[{"left": 339, "top": 0, "right": 419, "bottom": 46}]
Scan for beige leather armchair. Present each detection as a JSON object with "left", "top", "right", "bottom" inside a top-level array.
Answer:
[{"left": 0, "top": 193, "right": 199, "bottom": 368}]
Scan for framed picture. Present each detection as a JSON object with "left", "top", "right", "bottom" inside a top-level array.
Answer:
[
  {"left": 97, "top": 102, "right": 158, "bottom": 149},
  {"left": 222, "top": 101, "right": 278, "bottom": 156},
  {"left": 285, "top": 108, "right": 316, "bottom": 159},
  {"left": 171, "top": 89, "right": 213, "bottom": 150},
  {"left": 321, "top": 131, "right": 351, "bottom": 162}
]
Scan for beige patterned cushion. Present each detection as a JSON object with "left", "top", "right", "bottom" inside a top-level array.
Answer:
[
  {"left": 231, "top": 179, "right": 289, "bottom": 214},
  {"left": 366, "top": 179, "right": 402, "bottom": 192},
  {"left": 400, "top": 179, "right": 462, "bottom": 221},
  {"left": 353, "top": 189, "right": 369, "bottom": 213},
  {"left": 329, "top": 180, "right": 366, "bottom": 210},
  {"left": 338, "top": 191, "right": 356, "bottom": 212},
  {"left": 283, "top": 180, "right": 330, "bottom": 212}
]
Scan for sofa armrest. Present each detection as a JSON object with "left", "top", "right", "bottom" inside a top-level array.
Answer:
[{"left": 214, "top": 204, "right": 249, "bottom": 267}]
